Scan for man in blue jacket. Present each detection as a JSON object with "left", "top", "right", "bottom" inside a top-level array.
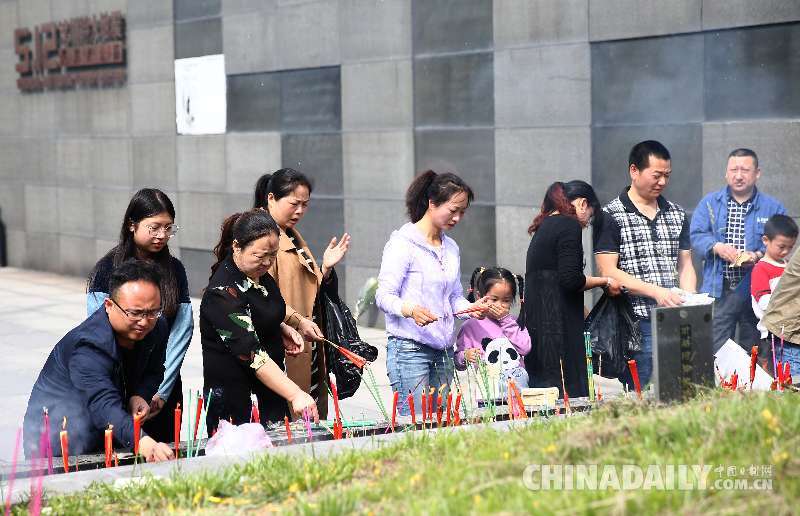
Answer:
[
  {"left": 23, "top": 260, "right": 175, "bottom": 462},
  {"left": 690, "top": 148, "right": 786, "bottom": 352}
]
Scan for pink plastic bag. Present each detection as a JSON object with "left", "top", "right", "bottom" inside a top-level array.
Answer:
[{"left": 204, "top": 420, "right": 273, "bottom": 456}]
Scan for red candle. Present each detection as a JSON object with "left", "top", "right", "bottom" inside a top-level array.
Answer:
[
  {"left": 436, "top": 394, "right": 443, "bottom": 427},
  {"left": 174, "top": 403, "right": 181, "bottom": 457},
  {"left": 284, "top": 416, "right": 292, "bottom": 443},
  {"left": 391, "top": 391, "right": 399, "bottom": 430},
  {"left": 749, "top": 345, "right": 758, "bottom": 386},
  {"left": 421, "top": 392, "right": 428, "bottom": 422},
  {"left": 59, "top": 417, "right": 69, "bottom": 473},
  {"left": 507, "top": 381, "right": 516, "bottom": 420},
  {"left": 194, "top": 393, "right": 204, "bottom": 439},
  {"left": 446, "top": 392, "right": 452, "bottom": 426},
  {"left": 776, "top": 361, "right": 784, "bottom": 391},
  {"left": 133, "top": 414, "right": 142, "bottom": 455},
  {"left": 104, "top": 425, "right": 113, "bottom": 468},
  {"left": 407, "top": 392, "right": 416, "bottom": 425},
  {"left": 251, "top": 400, "right": 261, "bottom": 424},
  {"left": 627, "top": 359, "right": 642, "bottom": 400},
  {"left": 330, "top": 380, "right": 342, "bottom": 423},
  {"left": 453, "top": 392, "right": 462, "bottom": 426},
  {"left": 784, "top": 363, "right": 792, "bottom": 385},
  {"left": 730, "top": 372, "right": 738, "bottom": 391}
]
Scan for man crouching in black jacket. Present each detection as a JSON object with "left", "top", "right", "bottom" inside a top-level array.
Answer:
[{"left": 23, "top": 260, "right": 175, "bottom": 463}]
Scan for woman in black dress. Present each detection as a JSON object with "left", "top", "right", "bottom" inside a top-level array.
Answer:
[
  {"left": 201, "top": 209, "right": 317, "bottom": 434},
  {"left": 523, "top": 181, "right": 622, "bottom": 397}
]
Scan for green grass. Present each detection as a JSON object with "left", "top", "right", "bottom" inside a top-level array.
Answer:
[{"left": 15, "top": 391, "right": 800, "bottom": 515}]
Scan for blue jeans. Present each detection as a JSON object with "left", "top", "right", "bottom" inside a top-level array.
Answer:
[
  {"left": 386, "top": 337, "right": 454, "bottom": 416},
  {"left": 712, "top": 281, "right": 760, "bottom": 353},
  {"left": 619, "top": 320, "right": 653, "bottom": 391}
]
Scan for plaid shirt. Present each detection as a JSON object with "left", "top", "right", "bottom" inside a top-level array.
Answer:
[
  {"left": 722, "top": 196, "right": 752, "bottom": 288},
  {"left": 595, "top": 188, "right": 691, "bottom": 319}
]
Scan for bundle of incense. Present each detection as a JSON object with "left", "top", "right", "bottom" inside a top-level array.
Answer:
[
  {"left": 452, "top": 305, "right": 486, "bottom": 317},
  {"left": 749, "top": 345, "right": 758, "bottom": 388},
  {"left": 597, "top": 355, "right": 604, "bottom": 401},
  {"left": 322, "top": 338, "right": 368, "bottom": 368},
  {"left": 60, "top": 417, "right": 69, "bottom": 473},
  {"left": 193, "top": 390, "right": 213, "bottom": 458},
  {"left": 4, "top": 426, "right": 22, "bottom": 516},
  {"left": 174, "top": 403, "right": 181, "bottom": 457},
  {"left": 510, "top": 382, "right": 526, "bottom": 419},
  {"left": 407, "top": 392, "right": 417, "bottom": 425},
  {"left": 559, "top": 359, "right": 571, "bottom": 415},
  {"left": 584, "top": 332, "right": 595, "bottom": 402},
  {"left": 627, "top": 359, "right": 642, "bottom": 399}
]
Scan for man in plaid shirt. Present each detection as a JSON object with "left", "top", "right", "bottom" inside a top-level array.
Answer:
[
  {"left": 690, "top": 149, "right": 786, "bottom": 352},
  {"left": 595, "top": 140, "right": 697, "bottom": 389}
]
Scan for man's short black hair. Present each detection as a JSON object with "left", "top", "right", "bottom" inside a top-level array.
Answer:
[
  {"left": 764, "top": 214, "right": 799, "bottom": 240},
  {"left": 108, "top": 259, "right": 162, "bottom": 300},
  {"left": 629, "top": 140, "right": 671, "bottom": 171},
  {"left": 728, "top": 148, "right": 759, "bottom": 169}
]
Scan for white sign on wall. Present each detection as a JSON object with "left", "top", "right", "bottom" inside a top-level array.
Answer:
[{"left": 174, "top": 54, "right": 226, "bottom": 135}]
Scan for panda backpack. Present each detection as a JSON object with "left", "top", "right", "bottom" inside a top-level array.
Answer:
[{"left": 481, "top": 337, "right": 529, "bottom": 392}]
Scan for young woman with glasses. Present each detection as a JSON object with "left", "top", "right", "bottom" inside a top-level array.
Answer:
[{"left": 87, "top": 188, "right": 193, "bottom": 443}]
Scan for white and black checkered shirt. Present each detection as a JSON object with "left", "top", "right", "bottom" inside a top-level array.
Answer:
[
  {"left": 722, "top": 196, "right": 752, "bottom": 288},
  {"left": 596, "top": 189, "right": 691, "bottom": 319}
]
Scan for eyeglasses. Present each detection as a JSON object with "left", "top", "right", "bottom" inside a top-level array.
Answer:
[
  {"left": 110, "top": 298, "right": 163, "bottom": 321},
  {"left": 143, "top": 224, "right": 180, "bottom": 237}
]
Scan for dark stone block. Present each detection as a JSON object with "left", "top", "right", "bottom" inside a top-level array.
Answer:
[
  {"left": 412, "top": 0, "right": 493, "bottom": 55},
  {"left": 591, "top": 33, "right": 704, "bottom": 126},
  {"left": 591, "top": 124, "right": 703, "bottom": 213},
  {"left": 415, "top": 128, "right": 495, "bottom": 203},
  {"left": 282, "top": 133, "right": 343, "bottom": 197},
  {"left": 227, "top": 72, "right": 281, "bottom": 132},
  {"left": 293, "top": 198, "right": 345, "bottom": 266},
  {"left": 705, "top": 23, "right": 800, "bottom": 120},
  {"left": 174, "top": 17, "right": 223, "bottom": 59},
  {"left": 414, "top": 53, "right": 494, "bottom": 127},
  {"left": 280, "top": 67, "right": 342, "bottom": 132},
  {"left": 447, "top": 203, "right": 496, "bottom": 286},
  {"left": 174, "top": 0, "right": 221, "bottom": 21}
]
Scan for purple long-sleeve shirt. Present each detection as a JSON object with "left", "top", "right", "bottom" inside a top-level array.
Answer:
[{"left": 375, "top": 222, "right": 471, "bottom": 350}]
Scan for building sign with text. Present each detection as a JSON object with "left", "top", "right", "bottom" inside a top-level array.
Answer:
[{"left": 14, "top": 11, "right": 127, "bottom": 92}]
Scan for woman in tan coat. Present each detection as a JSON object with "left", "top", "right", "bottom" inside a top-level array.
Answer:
[{"left": 254, "top": 169, "right": 351, "bottom": 418}]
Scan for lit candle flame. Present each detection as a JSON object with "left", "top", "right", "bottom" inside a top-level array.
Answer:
[{"left": 62, "top": 416, "right": 67, "bottom": 431}]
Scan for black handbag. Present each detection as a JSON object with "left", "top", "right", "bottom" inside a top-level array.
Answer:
[
  {"left": 585, "top": 293, "right": 642, "bottom": 378},
  {"left": 320, "top": 272, "right": 378, "bottom": 399}
]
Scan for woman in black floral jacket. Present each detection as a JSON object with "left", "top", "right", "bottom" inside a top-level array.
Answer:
[{"left": 200, "top": 209, "right": 318, "bottom": 433}]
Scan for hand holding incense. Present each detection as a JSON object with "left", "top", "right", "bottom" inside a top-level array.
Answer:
[
  {"left": 60, "top": 417, "right": 69, "bottom": 473},
  {"left": 627, "top": 359, "right": 642, "bottom": 400}
]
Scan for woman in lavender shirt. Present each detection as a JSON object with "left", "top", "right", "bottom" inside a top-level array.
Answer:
[{"left": 376, "top": 171, "right": 488, "bottom": 415}]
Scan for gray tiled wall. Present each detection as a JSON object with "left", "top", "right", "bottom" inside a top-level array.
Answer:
[{"left": 2, "top": 0, "right": 800, "bottom": 316}]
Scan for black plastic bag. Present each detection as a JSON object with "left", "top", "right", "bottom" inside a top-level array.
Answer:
[
  {"left": 321, "top": 286, "right": 378, "bottom": 400},
  {"left": 584, "top": 293, "right": 642, "bottom": 378}
]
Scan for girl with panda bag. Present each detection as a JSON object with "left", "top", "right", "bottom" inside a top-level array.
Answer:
[{"left": 454, "top": 267, "right": 531, "bottom": 391}]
